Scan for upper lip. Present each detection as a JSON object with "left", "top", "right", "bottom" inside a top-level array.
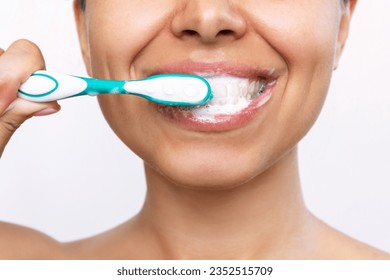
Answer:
[{"left": 148, "top": 60, "right": 278, "bottom": 81}]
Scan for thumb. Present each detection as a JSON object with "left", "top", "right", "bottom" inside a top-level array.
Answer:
[{"left": 0, "top": 98, "right": 60, "bottom": 155}]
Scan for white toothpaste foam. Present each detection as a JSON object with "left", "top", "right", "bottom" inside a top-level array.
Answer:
[{"left": 188, "top": 76, "right": 266, "bottom": 121}]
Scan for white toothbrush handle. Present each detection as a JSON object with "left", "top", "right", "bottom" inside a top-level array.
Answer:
[{"left": 18, "top": 71, "right": 91, "bottom": 102}]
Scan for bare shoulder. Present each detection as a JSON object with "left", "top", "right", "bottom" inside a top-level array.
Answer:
[
  {"left": 0, "top": 222, "right": 69, "bottom": 259},
  {"left": 316, "top": 219, "right": 390, "bottom": 260},
  {"left": 0, "top": 217, "right": 149, "bottom": 259},
  {"left": 64, "top": 218, "right": 144, "bottom": 259}
]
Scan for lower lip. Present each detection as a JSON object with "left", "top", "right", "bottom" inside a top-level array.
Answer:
[{"left": 157, "top": 87, "right": 273, "bottom": 132}]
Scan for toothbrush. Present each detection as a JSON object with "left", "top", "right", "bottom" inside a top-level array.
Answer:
[{"left": 18, "top": 71, "right": 213, "bottom": 106}]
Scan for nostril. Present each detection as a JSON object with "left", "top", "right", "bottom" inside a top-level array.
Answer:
[
  {"left": 182, "top": 29, "right": 199, "bottom": 37},
  {"left": 218, "top": 29, "right": 234, "bottom": 36},
  {"left": 181, "top": 29, "right": 235, "bottom": 39}
]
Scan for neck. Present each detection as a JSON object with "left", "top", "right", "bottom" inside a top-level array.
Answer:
[{"left": 137, "top": 148, "right": 317, "bottom": 259}]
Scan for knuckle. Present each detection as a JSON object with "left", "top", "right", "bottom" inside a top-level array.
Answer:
[
  {"left": 0, "top": 116, "right": 23, "bottom": 136},
  {"left": 13, "top": 39, "right": 40, "bottom": 54},
  {"left": 11, "top": 39, "right": 45, "bottom": 69}
]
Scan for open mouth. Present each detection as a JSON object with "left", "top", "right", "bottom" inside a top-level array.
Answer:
[
  {"left": 182, "top": 75, "right": 275, "bottom": 122},
  {"left": 157, "top": 74, "right": 276, "bottom": 131},
  {"left": 150, "top": 61, "right": 278, "bottom": 131}
]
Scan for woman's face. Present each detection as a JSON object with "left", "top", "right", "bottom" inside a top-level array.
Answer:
[{"left": 75, "top": 0, "right": 353, "bottom": 189}]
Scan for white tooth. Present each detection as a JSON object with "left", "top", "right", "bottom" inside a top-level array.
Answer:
[
  {"left": 236, "top": 80, "right": 244, "bottom": 97},
  {"left": 239, "top": 81, "right": 246, "bottom": 98},
  {"left": 213, "top": 83, "right": 228, "bottom": 98},
  {"left": 191, "top": 75, "right": 270, "bottom": 120},
  {"left": 249, "top": 90, "right": 255, "bottom": 99},
  {"left": 255, "top": 80, "right": 261, "bottom": 92},
  {"left": 225, "top": 83, "right": 232, "bottom": 98},
  {"left": 248, "top": 81, "right": 256, "bottom": 95},
  {"left": 227, "top": 84, "right": 234, "bottom": 97}
]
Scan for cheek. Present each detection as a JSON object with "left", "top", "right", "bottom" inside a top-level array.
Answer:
[
  {"left": 98, "top": 95, "right": 158, "bottom": 160},
  {"left": 85, "top": 1, "right": 176, "bottom": 78},
  {"left": 249, "top": 1, "right": 340, "bottom": 64},
  {"left": 248, "top": 1, "right": 341, "bottom": 136}
]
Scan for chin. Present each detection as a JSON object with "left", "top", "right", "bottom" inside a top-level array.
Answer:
[
  {"left": 150, "top": 147, "right": 264, "bottom": 191},
  {"left": 162, "top": 167, "right": 256, "bottom": 191}
]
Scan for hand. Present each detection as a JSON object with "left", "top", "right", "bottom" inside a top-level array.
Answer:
[{"left": 0, "top": 39, "right": 60, "bottom": 157}]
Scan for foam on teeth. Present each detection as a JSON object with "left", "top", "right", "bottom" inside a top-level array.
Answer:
[{"left": 188, "top": 75, "right": 265, "bottom": 121}]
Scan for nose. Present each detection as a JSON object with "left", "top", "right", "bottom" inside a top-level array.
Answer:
[{"left": 171, "top": 0, "right": 247, "bottom": 44}]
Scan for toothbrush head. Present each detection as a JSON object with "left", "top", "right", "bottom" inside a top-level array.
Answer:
[{"left": 123, "top": 74, "right": 213, "bottom": 106}]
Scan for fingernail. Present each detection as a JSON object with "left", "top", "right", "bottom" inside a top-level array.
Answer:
[{"left": 33, "top": 107, "right": 60, "bottom": 117}]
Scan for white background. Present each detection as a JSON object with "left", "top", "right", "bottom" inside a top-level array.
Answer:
[{"left": 0, "top": 1, "right": 389, "bottom": 253}]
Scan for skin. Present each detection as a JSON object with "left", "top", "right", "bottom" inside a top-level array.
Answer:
[{"left": 0, "top": 0, "right": 389, "bottom": 259}]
